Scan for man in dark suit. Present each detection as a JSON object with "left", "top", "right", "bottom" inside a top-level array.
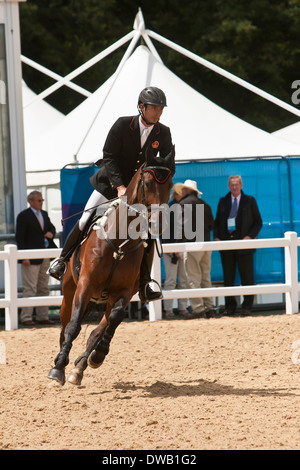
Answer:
[
  {"left": 48, "top": 87, "right": 175, "bottom": 302},
  {"left": 16, "top": 191, "right": 57, "bottom": 325},
  {"left": 214, "top": 175, "right": 262, "bottom": 316}
]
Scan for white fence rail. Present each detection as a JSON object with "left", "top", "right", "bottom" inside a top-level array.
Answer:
[{"left": 1, "top": 231, "right": 300, "bottom": 330}]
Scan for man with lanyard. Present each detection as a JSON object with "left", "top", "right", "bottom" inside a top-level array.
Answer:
[
  {"left": 214, "top": 175, "right": 262, "bottom": 316},
  {"left": 48, "top": 86, "right": 175, "bottom": 303}
]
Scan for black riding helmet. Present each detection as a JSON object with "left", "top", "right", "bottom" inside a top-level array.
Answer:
[{"left": 138, "top": 87, "right": 167, "bottom": 108}]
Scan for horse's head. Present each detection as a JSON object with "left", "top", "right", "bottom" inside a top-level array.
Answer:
[
  {"left": 138, "top": 144, "right": 175, "bottom": 236},
  {"left": 109, "top": 145, "right": 175, "bottom": 242},
  {"left": 142, "top": 143, "right": 174, "bottom": 199}
]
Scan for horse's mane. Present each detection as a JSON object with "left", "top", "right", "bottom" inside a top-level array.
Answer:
[
  {"left": 124, "top": 165, "right": 143, "bottom": 204},
  {"left": 124, "top": 144, "right": 175, "bottom": 204}
]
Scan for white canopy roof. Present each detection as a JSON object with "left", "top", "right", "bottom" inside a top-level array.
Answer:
[
  {"left": 272, "top": 121, "right": 300, "bottom": 146},
  {"left": 22, "top": 81, "right": 65, "bottom": 185},
  {"left": 22, "top": 80, "right": 64, "bottom": 154},
  {"left": 22, "top": 10, "right": 300, "bottom": 186},
  {"left": 24, "top": 45, "right": 300, "bottom": 180}
]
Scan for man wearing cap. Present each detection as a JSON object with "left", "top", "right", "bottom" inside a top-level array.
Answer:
[
  {"left": 214, "top": 175, "right": 262, "bottom": 316},
  {"left": 48, "top": 87, "right": 175, "bottom": 303},
  {"left": 161, "top": 183, "right": 189, "bottom": 318},
  {"left": 176, "top": 179, "right": 215, "bottom": 318}
]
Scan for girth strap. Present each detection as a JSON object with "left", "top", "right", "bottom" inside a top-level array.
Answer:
[{"left": 98, "top": 223, "right": 147, "bottom": 299}]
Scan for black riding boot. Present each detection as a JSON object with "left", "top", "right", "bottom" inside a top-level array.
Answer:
[
  {"left": 139, "top": 239, "right": 163, "bottom": 303},
  {"left": 48, "top": 221, "right": 82, "bottom": 281}
]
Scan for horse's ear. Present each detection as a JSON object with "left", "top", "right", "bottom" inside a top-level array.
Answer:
[
  {"left": 145, "top": 144, "right": 156, "bottom": 166},
  {"left": 145, "top": 144, "right": 175, "bottom": 170},
  {"left": 164, "top": 145, "right": 175, "bottom": 170}
]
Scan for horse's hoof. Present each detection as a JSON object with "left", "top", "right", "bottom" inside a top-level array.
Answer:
[
  {"left": 87, "top": 351, "right": 105, "bottom": 369},
  {"left": 47, "top": 367, "right": 65, "bottom": 385},
  {"left": 67, "top": 368, "right": 83, "bottom": 386}
]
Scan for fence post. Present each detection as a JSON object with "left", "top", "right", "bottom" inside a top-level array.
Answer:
[
  {"left": 284, "top": 232, "right": 299, "bottom": 315},
  {"left": 149, "top": 248, "right": 162, "bottom": 321},
  {"left": 4, "top": 244, "right": 19, "bottom": 330}
]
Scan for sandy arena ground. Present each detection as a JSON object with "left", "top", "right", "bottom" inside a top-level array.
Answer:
[{"left": 0, "top": 312, "right": 300, "bottom": 450}]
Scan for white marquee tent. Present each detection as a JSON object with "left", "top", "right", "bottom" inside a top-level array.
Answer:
[
  {"left": 24, "top": 44, "right": 300, "bottom": 185},
  {"left": 21, "top": 9, "right": 300, "bottom": 231},
  {"left": 23, "top": 10, "right": 300, "bottom": 185},
  {"left": 22, "top": 80, "right": 64, "bottom": 141},
  {"left": 22, "top": 80, "right": 64, "bottom": 186},
  {"left": 272, "top": 121, "right": 300, "bottom": 146}
]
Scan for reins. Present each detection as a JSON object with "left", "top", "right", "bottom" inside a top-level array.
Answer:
[
  {"left": 98, "top": 222, "right": 147, "bottom": 261},
  {"left": 62, "top": 165, "right": 171, "bottom": 226},
  {"left": 97, "top": 222, "right": 147, "bottom": 300},
  {"left": 93, "top": 163, "right": 171, "bottom": 299},
  {"left": 61, "top": 197, "right": 120, "bottom": 226}
]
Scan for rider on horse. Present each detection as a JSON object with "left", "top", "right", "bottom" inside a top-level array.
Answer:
[{"left": 48, "top": 86, "right": 175, "bottom": 303}]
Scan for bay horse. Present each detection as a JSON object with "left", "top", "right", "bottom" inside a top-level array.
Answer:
[{"left": 48, "top": 146, "right": 174, "bottom": 386}]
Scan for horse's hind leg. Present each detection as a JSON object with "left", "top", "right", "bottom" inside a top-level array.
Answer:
[{"left": 87, "top": 298, "right": 126, "bottom": 369}]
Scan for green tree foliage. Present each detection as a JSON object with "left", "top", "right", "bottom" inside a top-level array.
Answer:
[{"left": 20, "top": 0, "right": 300, "bottom": 131}]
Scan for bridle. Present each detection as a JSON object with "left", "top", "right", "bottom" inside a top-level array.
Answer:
[
  {"left": 140, "top": 163, "right": 172, "bottom": 207},
  {"left": 93, "top": 163, "right": 172, "bottom": 300},
  {"left": 95, "top": 163, "right": 172, "bottom": 257}
]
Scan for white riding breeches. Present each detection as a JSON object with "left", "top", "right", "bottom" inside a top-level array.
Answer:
[{"left": 79, "top": 190, "right": 108, "bottom": 231}]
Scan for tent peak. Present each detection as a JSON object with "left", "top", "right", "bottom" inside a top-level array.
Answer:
[{"left": 133, "top": 8, "right": 145, "bottom": 31}]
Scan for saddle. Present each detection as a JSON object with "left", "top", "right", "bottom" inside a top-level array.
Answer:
[{"left": 72, "top": 199, "right": 121, "bottom": 288}]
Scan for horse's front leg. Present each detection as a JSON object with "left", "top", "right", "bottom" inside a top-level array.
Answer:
[
  {"left": 88, "top": 297, "right": 127, "bottom": 369},
  {"left": 48, "top": 292, "right": 89, "bottom": 385},
  {"left": 67, "top": 305, "right": 112, "bottom": 386}
]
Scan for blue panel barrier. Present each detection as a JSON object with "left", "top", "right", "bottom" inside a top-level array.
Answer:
[
  {"left": 60, "top": 158, "right": 300, "bottom": 284},
  {"left": 172, "top": 158, "right": 300, "bottom": 283},
  {"left": 60, "top": 165, "right": 98, "bottom": 241}
]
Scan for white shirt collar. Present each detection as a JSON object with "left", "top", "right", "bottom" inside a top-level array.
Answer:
[
  {"left": 30, "top": 207, "right": 39, "bottom": 215},
  {"left": 231, "top": 193, "right": 241, "bottom": 205},
  {"left": 139, "top": 116, "right": 153, "bottom": 135}
]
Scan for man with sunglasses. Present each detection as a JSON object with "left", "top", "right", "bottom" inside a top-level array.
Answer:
[
  {"left": 16, "top": 191, "right": 57, "bottom": 325},
  {"left": 48, "top": 87, "right": 175, "bottom": 302}
]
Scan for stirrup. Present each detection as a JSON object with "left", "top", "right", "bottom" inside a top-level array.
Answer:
[
  {"left": 47, "top": 257, "right": 67, "bottom": 277},
  {"left": 139, "top": 279, "right": 163, "bottom": 303}
]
